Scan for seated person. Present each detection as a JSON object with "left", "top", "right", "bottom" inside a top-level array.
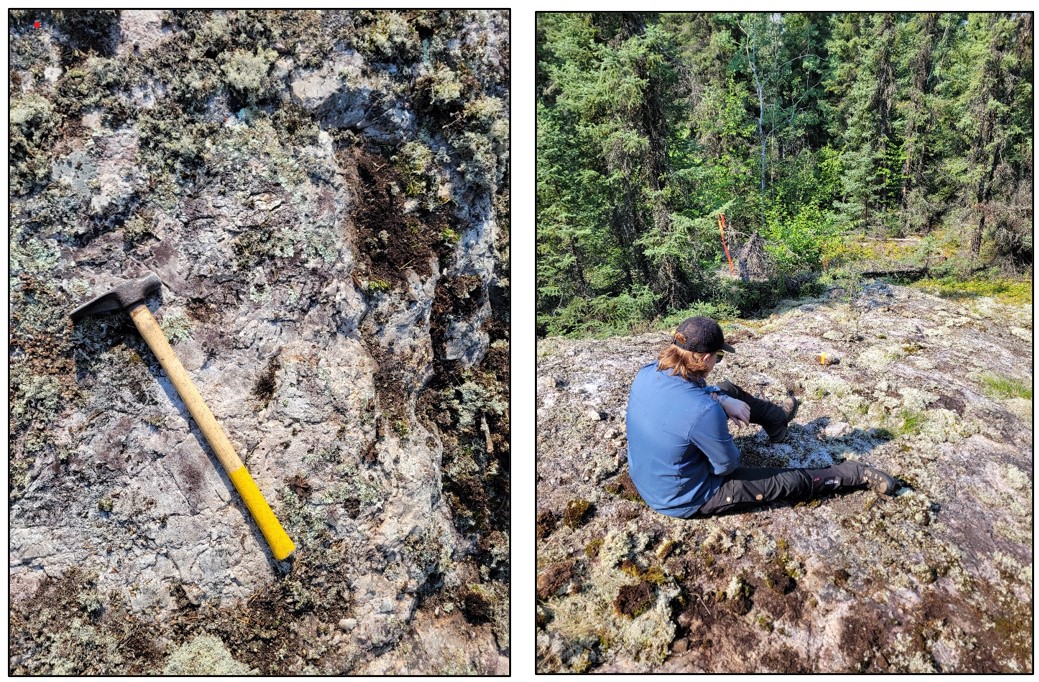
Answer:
[{"left": 626, "top": 316, "right": 897, "bottom": 518}]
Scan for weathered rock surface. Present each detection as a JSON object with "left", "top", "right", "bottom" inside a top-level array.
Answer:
[
  {"left": 10, "top": 9, "right": 508, "bottom": 675},
  {"left": 536, "top": 283, "right": 1032, "bottom": 673}
]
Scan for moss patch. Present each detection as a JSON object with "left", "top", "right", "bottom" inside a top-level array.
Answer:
[
  {"left": 613, "top": 581, "right": 655, "bottom": 618},
  {"left": 538, "top": 560, "right": 578, "bottom": 601},
  {"left": 9, "top": 569, "right": 164, "bottom": 675},
  {"left": 563, "top": 499, "right": 594, "bottom": 529},
  {"left": 537, "top": 510, "right": 560, "bottom": 540},
  {"left": 350, "top": 148, "right": 440, "bottom": 287},
  {"left": 912, "top": 275, "right": 1032, "bottom": 306},
  {"left": 604, "top": 471, "right": 643, "bottom": 503},
  {"left": 252, "top": 354, "right": 281, "bottom": 407}
]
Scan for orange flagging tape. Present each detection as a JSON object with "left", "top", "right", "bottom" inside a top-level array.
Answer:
[{"left": 718, "top": 213, "right": 735, "bottom": 275}]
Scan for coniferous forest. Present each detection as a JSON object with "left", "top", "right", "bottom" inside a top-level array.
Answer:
[{"left": 536, "top": 12, "right": 1033, "bottom": 337}]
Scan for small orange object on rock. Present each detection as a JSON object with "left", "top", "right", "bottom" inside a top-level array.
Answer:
[{"left": 817, "top": 352, "right": 840, "bottom": 366}]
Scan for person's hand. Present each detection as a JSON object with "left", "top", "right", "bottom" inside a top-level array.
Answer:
[{"left": 716, "top": 394, "right": 751, "bottom": 424}]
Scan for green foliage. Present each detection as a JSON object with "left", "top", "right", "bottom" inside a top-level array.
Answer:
[
  {"left": 714, "top": 277, "right": 796, "bottom": 317},
  {"left": 897, "top": 409, "right": 925, "bottom": 437},
  {"left": 659, "top": 301, "right": 741, "bottom": 328},
  {"left": 536, "top": 11, "right": 1030, "bottom": 336},
  {"left": 762, "top": 201, "right": 839, "bottom": 273},
  {"left": 911, "top": 274, "right": 1033, "bottom": 305},
  {"left": 537, "top": 11, "right": 1033, "bottom": 338},
  {"left": 979, "top": 373, "right": 1033, "bottom": 401},
  {"left": 538, "top": 286, "right": 658, "bottom": 338}
]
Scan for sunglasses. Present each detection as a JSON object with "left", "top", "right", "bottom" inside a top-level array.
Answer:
[{"left": 713, "top": 351, "right": 725, "bottom": 363}]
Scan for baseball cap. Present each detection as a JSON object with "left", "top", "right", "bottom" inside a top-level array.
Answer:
[{"left": 673, "top": 316, "right": 735, "bottom": 354}]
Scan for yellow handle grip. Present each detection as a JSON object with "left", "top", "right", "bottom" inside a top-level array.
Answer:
[
  {"left": 228, "top": 466, "right": 297, "bottom": 560},
  {"left": 129, "top": 303, "right": 296, "bottom": 561}
]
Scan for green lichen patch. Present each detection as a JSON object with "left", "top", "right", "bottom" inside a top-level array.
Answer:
[
  {"left": 220, "top": 46, "right": 278, "bottom": 104},
  {"left": 349, "top": 10, "right": 422, "bottom": 61},
  {"left": 9, "top": 93, "right": 60, "bottom": 194},
  {"left": 393, "top": 140, "right": 437, "bottom": 198},
  {"left": 439, "top": 369, "right": 506, "bottom": 431},
  {"left": 158, "top": 309, "right": 192, "bottom": 344},
  {"left": 10, "top": 569, "right": 164, "bottom": 675},
  {"left": 419, "top": 341, "right": 509, "bottom": 543},
  {"left": 9, "top": 268, "right": 82, "bottom": 499},
  {"left": 163, "top": 634, "right": 255, "bottom": 675},
  {"left": 722, "top": 574, "right": 754, "bottom": 616}
]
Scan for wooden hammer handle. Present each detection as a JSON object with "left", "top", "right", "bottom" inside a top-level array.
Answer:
[{"left": 129, "top": 303, "right": 296, "bottom": 561}]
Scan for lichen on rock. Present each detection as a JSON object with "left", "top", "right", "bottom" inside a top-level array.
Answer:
[
  {"left": 537, "top": 284, "right": 1032, "bottom": 673},
  {"left": 10, "top": 9, "right": 508, "bottom": 675},
  {"left": 163, "top": 634, "right": 255, "bottom": 675}
]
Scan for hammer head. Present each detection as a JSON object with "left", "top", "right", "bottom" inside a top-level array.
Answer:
[{"left": 70, "top": 273, "right": 163, "bottom": 322}]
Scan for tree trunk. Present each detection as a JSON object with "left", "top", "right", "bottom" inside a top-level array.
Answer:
[
  {"left": 970, "top": 211, "right": 985, "bottom": 259},
  {"left": 899, "top": 13, "right": 938, "bottom": 232},
  {"left": 746, "top": 34, "right": 767, "bottom": 199}
]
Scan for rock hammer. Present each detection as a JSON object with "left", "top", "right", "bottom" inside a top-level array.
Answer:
[{"left": 71, "top": 273, "right": 296, "bottom": 561}]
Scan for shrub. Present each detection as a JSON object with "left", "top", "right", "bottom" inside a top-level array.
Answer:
[
  {"left": 762, "top": 201, "right": 838, "bottom": 275},
  {"left": 540, "top": 286, "right": 658, "bottom": 338},
  {"left": 659, "top": 301, "right": 740, "bottom": 328}
]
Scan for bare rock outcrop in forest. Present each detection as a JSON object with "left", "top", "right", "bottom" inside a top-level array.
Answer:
[{"left": 536, "top": 283, "right": 1031, "bottom": 673}]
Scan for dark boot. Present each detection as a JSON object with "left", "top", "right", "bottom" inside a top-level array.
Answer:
[
  {"left": 717, "top": 381, "right": 798, "bottom": 443},
  {"left": 768, "top": 394, "right": 799, "bottom": 443},
  {"left": 808, "top": 461, "right": 898, "bottom": 496}
]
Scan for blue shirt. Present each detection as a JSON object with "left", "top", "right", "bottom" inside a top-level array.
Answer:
[{"left": 625, "top": 362, "right": 741, "bottom": 517}]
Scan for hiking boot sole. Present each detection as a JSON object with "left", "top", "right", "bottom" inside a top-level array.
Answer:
[
  {"left": 768, "top": 394, "right": 799, "bottom": 444},
  {"left": 862, "top": 467, "right": 898, "bottom": 495}
]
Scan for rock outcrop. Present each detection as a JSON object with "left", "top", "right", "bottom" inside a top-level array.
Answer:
[
  {"left": 536, "top": 283, "right": 1032, "bottom": 673},
  {"left": 10, "top": 10, "right": 508, "bottom": 675}
]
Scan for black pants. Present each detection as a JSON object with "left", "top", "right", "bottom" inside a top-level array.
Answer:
[
  {"left": 715, "top": 380, "right": 789, "bottom": 440},
  {"left": 699, "top": 463, "right": 866, "bottom": 516}
]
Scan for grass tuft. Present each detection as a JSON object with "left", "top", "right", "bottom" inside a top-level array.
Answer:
[{"left": 979, "top": 373, "right": 1033, "bottom": 400}]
